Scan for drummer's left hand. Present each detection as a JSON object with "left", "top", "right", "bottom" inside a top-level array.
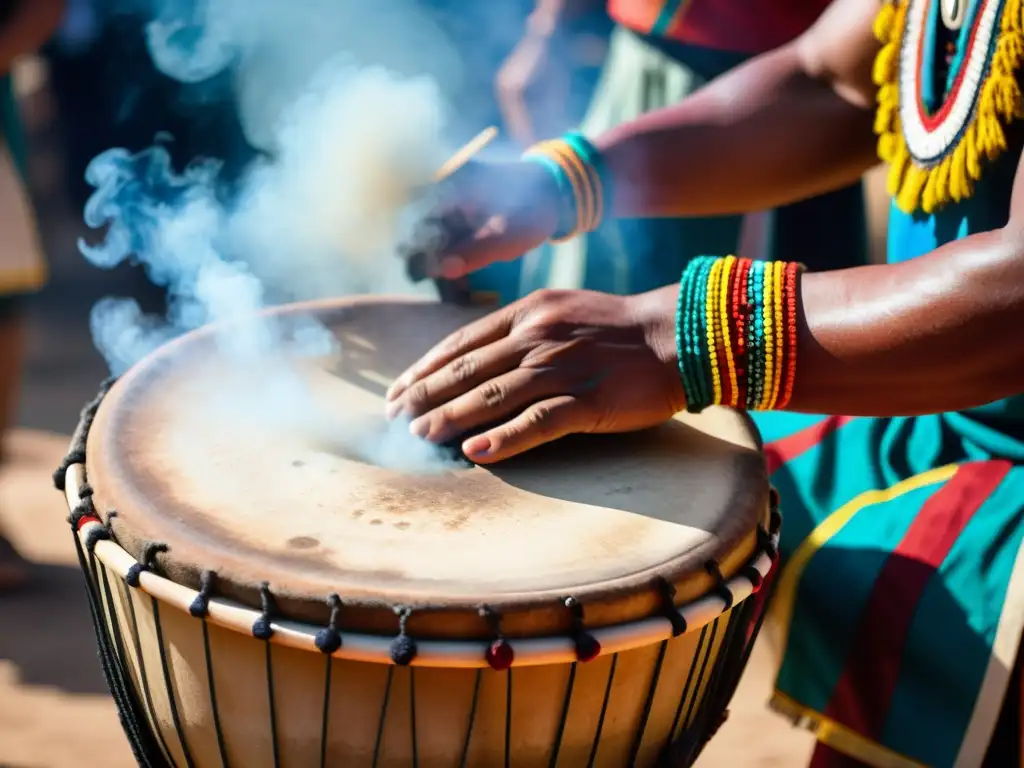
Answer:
[{"left": 385, "top": 287, "right": 686, "bottom": 463}]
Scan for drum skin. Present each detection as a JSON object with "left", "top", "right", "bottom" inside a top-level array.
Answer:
[{"left": 64, "top": 297, "right": 774, "bottom": 767}]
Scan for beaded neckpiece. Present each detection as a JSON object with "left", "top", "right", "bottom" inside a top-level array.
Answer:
[{"left": 873, "top": 0, "right": 1024, "bottom": 214}]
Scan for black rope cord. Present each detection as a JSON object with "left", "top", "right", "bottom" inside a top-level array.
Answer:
[
  {"left": 76, "top": 527, "right": 168, "bottom": 768},
  {"left": 126, "top": 542, "right": 168, "bottom": 589},
  {"left": 390, "top": 606, "right": 418, "bottom": 666},
  {"left": 585, "top": 654, "right": 618, "bottom": 768},
  {"left": 152, "top": 595, "right": 197, "bottom": 768},
  {"left": 315, "top": 594, "right": 344, "bottom": 654},
  {"left": 53, "top": 375, "right": 117, "bottom": 492},
  {"left": 547, "top": 662, "right": 577, "bottom": 768},
  {"left": 479, "top": 605, "right": 514, "bottom": 671},
  {"left": 562, "top": 596, "right": 601, "bottom": 662},
  {"left": 663, "top": 490, "right": 785, "bottom": 766},
  {"left": 83, "top": 517, "right": 112, "bottom": 553},
  {"left": 672, "top": 602, "right": 754, "bottom": 766},
  {"left": 250, "top": 584, "right": 281, "bottom": 767},
  {"left": 742, "top": 492, "right": 784, "bottom": 591},
  {"left": 252, "top": 582, "right": 277, "bottom": 640},
  {"left": 194, "top": 576, "right": 231, "bottom": 768},
  {"left": 457, "top": 669, "right": 484, "bottom": 768},
  {"left": 704, "top": 560, "right": 734, "bottom": 611},
  {"left": 657, "top": 578, "right": 689, "bottom": 637},
  {"left": 189, "top": 570, "right": 216, "bottom": 618},
  {"left": 68, "top": 482, "right": 101, "bottom": 529},
  {"left": 372, "top": 666, "right": 396, "bottom": 767},
  {"left": 628, "top": 639, "right": 669, "bottom": 765},
  {"left": 317, "top": 595, "right": 343, "bottom": 768},
  {"left": 58, "top": 377, "right": 171, "bottom": 768}
]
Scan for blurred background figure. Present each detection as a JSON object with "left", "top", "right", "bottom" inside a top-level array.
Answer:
[
  {"left": 0, "top": 0, "right": 66, "bottom": 589},
  {"left": 487, "top": 0, "right": 869, "bottom": 302}
]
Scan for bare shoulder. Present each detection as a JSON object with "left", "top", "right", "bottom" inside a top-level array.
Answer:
[{"left": 795, "top": 0, "right": 883, "bottom": 110}]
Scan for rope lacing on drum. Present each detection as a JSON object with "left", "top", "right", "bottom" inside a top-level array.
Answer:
[
  {"left": 189, "top": 571, "right": 217, "bottom": 618},
  {"left": 390, "top": 606, "right": 417, "bottom": 666},
  {"left": 704, "top": 560, "right": 734, "bottom": 610},
  {"left": 315, "top": 594, "right": 344, "bottom": 654},
  {"left": 67, "top": 482, "right": 101, "bottom": 529},
  {"left": 126, "top": 542, "right": 168, "bottom": 588},
  {"left": 563, "top": 596, "right": 601, "bottom": 662},
  {"left": 759, "top": 490, "right": 782, "bottom": 562},
  {"left": 252, "top": 582, "right": 277, "bottom": 640},
  {"left": 84, "top": 520, "right": 112, "bottom": 553},
  {"left": 479, "top": 605, "right": 514, "bottom": 670},
  {"left": 53, "top": 375, "right": 117, "bottom": 492},
  {"left": 656, "top": 579, "right": 689, "bottom": 637}
]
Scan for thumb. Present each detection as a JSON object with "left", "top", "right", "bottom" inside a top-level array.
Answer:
[{"left": 436, "top": 216, "right": 547, "bottom": 278}]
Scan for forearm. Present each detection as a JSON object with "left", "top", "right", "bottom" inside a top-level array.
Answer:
[
  {"left": 594, "top": 45, "right": 878, "bottom": 219},
  {"left": 0, "top": 0, "right": 65, "bottom": 74},
  {"left": 790, "top": 231, "right": 1024, "bottom": 415},
  {"left": 638, "top": 233, "right": 1024, "bottom": 418}
]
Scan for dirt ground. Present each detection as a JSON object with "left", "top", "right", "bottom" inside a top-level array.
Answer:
[{"left": 0, "top": 429, "right": 814, "bottom": 767}]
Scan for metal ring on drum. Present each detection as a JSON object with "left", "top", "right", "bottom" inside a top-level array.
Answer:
[{"left": 54, "top": 297, "right": 781, "bottom": 768}]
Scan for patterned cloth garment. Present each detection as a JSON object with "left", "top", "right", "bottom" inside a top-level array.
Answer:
[
  {"left": 759, "top": 1, "right": 1024, "bottom": 765},
  {"left": 606, "top": 0, "right": 834, "bottom": 54}
]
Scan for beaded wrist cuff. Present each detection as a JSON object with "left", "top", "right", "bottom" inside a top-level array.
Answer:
[
  {"left": 676, "top": 256, "right": 803, "bottom": 413},
  {"left": 522, "top": 132, "right": 608, "bottom": 242}
]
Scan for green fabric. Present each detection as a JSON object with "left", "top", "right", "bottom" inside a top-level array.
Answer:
[{"left": 760, "top": 407, "right": 1024, "bottom": 766}]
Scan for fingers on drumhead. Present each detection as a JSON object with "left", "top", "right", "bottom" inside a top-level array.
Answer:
[
  {"left": 398, "top": 338, "right": 529, "bottom": 421},
  {"left": 387, "top": 313, "right": 516, "bottom": 405},
  {"left": 408, "top": 366, "right": 555, "bottom": 443},
  {"left": 462, "top": 395, "right": 585, "bottom": 463}
]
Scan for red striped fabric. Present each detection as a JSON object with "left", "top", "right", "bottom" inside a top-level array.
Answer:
[{"left": 823, "top": 460, "right": 1013, "bottom": 738}]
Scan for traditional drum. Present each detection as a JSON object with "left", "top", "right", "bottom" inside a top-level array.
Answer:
[{"left": 54, "top": 297, "right": 779, "bottom": 768}]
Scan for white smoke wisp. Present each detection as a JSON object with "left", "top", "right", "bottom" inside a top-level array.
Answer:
[{"left": 80, "top": 0, "right": 469, "bottom": 474}]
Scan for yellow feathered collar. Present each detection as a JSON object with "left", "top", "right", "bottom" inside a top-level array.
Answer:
[{"left": 873, "top": 0, "right": 1024, "bottom": 214}]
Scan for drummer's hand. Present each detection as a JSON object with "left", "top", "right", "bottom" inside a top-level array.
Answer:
[
  {"left": 385, "top": 286, "right": 686, "bottom": 463},
  {"left": 407, "top": 160, "right": 561, "bottom": 279}
]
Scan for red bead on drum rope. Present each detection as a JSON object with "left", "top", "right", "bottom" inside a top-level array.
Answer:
[
  {"left": 485, "top": 639, "right": 515, "bottom": 670},
  {"left": 479, "top": 605, "right": 516, "bottom": 670}
]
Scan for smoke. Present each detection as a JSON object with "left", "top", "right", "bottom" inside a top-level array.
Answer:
[{"left": 80, "top": 0, "right": 474, "bottom": 473}]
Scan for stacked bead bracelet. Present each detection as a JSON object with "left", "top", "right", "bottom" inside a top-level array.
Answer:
[
  {"left": 522, "top": 132, "right": 608, "bottom": 242},
  {"left": 677, "top": 256, "right": 803, "bottom": 413}
]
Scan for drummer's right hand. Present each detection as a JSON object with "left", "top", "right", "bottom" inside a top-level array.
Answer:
[
  {"left": 405, "top": 160, "right": 562, "bottom": 279},
  {"left": 386, "top": 285, "right": 687, "bottom": 463}
]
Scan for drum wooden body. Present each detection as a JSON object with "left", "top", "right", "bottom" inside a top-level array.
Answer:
[{"left": 56, "top": 298, "right": 779, "bottom": 768}]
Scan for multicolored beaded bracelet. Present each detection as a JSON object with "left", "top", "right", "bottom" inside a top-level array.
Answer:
[
  {"left": 675, "top": 256, "right": 804, "bottom": 413},
  {"left": 522, "top": 132, "right": 609, "bottom": 242}
]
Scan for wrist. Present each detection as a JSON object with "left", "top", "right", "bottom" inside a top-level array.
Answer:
[
  {"left": 627, "top": 286, "right": 688, "bottom": 414},
  {"left": 522, "top": 132, "right": 609, "bottom": 242},
  {"left": 674, "top": 256, "right": 803, "bottom": 413},
  {"left": 516, "top": 159, "right": 565, "bottom": 243}
]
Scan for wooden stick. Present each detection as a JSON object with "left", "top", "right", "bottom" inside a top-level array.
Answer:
[{"left": 433, "top": 126, "right": 498, "bottom": 182}]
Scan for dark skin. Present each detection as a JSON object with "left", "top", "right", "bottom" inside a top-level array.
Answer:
[
  {"left": 387, "top": 0, "right": 1024, "bottom": 463},
  {"left": 495, "top": 0, "right": 604, "bottom": 145}
]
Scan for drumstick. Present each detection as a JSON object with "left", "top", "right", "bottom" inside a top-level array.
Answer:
[{"left": 433, "top": 126, "right": 498, "bottom": 182}]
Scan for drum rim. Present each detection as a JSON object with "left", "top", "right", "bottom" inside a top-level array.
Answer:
[
  {"left": 62, "top": 460, "right": 779, "bottom": 669},
  {"left": 82, "top": 296, "right": 772, "bottom": 640}
]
